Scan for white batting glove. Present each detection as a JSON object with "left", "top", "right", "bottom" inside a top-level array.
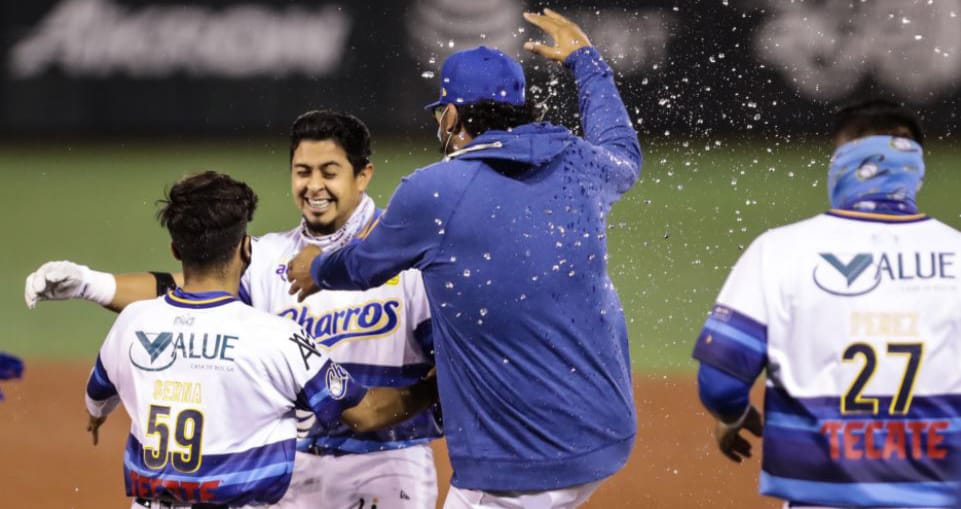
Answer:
[
  {"left": 295, "top": 409, "right": 317, "bottom": 439},
  {"left": 24, "top": 261, "right": 117, "bottom": 309}
]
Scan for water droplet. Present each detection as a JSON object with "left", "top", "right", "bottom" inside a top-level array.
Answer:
[
  {"left": 445, "top": 281, "right": 454, "bottom": 289},
  {"left": 479, "top": 308, "right": 488, "bottom": 316},
  {"left": 420, "top": 71, "right": 435, "bottom": 79},
  {"left": 483, "top": 252, "right": 492, "bottom": 261},
  {"left": 463, "top": 269, "right": 471, "bottom": 278}
]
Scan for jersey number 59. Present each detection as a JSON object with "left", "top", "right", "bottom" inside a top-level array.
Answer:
[{"left": 143, "top": 404, "right": 205, "bottom": 472}]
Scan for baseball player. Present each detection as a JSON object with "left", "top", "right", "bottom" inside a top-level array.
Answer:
[
  {"left": 287, "top": 9, "right": 640, "bottom": 509},
  {"left": 28, "top": 112, "right": 441, "bottom": 509},
  {"left": 0, "top": 352, "right": 23, "bottom": 400},
  {"left": 86, "top": 171, "right": 437, "bottom": 508},
  {"left": 694, "top": 100, "right": 961, "bottom": 508}
]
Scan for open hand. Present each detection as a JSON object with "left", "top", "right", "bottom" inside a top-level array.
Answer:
[
  {"left": 522, "top": 8, "right": 592, "bottom": 63},
  {"left": 87, "top": 414, "right": 107, "bottom": 446},
  {"left": 287, "top": 245, "right": 322, "bottom": 302},
  {"left": 715, "top": 405, "right": 763, "bottom": 463}
]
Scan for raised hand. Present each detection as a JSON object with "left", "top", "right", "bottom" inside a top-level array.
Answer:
[{"left": 522, "top": 8, "right": 592, "bottom": 63}]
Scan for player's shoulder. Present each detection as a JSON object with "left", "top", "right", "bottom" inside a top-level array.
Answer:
[
  {"left": 251, "top": 226, "right": 300, "bottom": 255},
  {"left": 115, "top": 296, "right": 166, "bottom": 322},
  {"left": 404, "top": 158, "right": 478, "bottom": 190},
  {"left": 227, "top": 301, "right": 306, "bottom": 347}
]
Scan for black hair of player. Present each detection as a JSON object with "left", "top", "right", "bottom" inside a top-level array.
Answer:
[
  {"left": 458, "top": 99, "right": 545, "bottom": 138},
  {"left": 290, "top": 110, "right": 372, "bottom": 175},
  {"left": 157, "top": 171, "right": 258, "bottom": 272},
  {"left": 832, "top": 99, "right": 925, "bottom": 146}
]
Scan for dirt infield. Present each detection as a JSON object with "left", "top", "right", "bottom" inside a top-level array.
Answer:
[{"left": 0, "top": 361, "right": 779, "bottom": 508}]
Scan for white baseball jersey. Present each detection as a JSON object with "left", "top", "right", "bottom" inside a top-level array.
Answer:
[
  {"left": 85, "top": 289, "right": 366, "bottom": 506},
  {"left": 240, "top": 217, "right": 441, "bottom": 453},
  {"left": 694, "top": 210, "right": 961, "bottom": 508}
]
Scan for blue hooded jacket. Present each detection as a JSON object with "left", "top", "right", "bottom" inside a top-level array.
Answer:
[{"left": 311, "top": 47, "right": 641, "bottom": 491}]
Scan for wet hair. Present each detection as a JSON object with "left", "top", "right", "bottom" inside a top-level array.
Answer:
[
  {"left": 457, "top": 99, "right": 543, "bottom": 138},
  {"left": 832, "top": 99, "right": 925, "bottom": 146},
  {"left": 290, "top": 110, "right": 372, "bottom": 174},
  {"left": 157, "top": 171, "right": 258, "bottom": 271}
]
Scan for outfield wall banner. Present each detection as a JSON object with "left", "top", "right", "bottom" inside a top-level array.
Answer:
[{"left": 2, "top": 0, "right": 960, "bottom": 136}]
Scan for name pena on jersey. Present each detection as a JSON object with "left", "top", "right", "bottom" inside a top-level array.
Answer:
[
  {"left": 130, "top": 330, "right": 238, "bottom": 371},
  {"left": 814, "top": 251, "right": 956, "bottom": 296},
  {"left": 277, "top": 299, "right": 401, "bottom": 348}
]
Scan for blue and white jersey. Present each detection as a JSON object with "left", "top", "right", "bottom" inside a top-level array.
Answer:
[
  {"left": 85, "top": 289, "right": 366, "bottom": 506},
  {"left": 694, "top": 210, "right": 961, "bottom": 507},
  {"left": 240, "top": 219, "right": 440, "bottom": 454}
]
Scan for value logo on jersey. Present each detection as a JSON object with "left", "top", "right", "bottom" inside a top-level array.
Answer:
[
  {"left": 813, "top": 251, "right": 956, "bottom": 296},
  {"left": 130, "top": 330, "right": 238, "bottom": 371},
  {"left": 277, "top": 299, "right": 402, "bottom": 348}
]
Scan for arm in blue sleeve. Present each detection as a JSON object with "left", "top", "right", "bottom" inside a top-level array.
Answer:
[
  {"left": 85, "top": 354, "right": 120, "bottom": 417},
  {"left": 697, "top": 362, "right": 752, "bottom": 422},
  {"left": 565, "top": 46, "right": 642, "bottom": 186},
  {"left": 311, "top": 173, "right": 440, "bottom": 291}
]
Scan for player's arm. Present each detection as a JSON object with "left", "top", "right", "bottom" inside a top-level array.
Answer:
[
  {"left": 24, "top": 261, "right": 181, "bottom": 313},
  {"left": 84, "top": 354, "right": 121, "bottom": 445},
  {"left": 523, "top": 9, "right": 641, "bottom": 189},
  {"left": 340, "top": 373, "right": 438, "bottom": 433},
  {"left": 692, "top": 237, "right": 769, "bottom": 463}
]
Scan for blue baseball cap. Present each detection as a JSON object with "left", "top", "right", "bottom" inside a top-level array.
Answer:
[{"left": 424, "top": 46, "right": 526, "bottom": 110}]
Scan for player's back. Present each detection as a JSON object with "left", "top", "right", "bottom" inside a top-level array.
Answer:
[
  {"left": 754, "top": 210, "right": 961, "bottom": 506},
  {"left": 96, "top": 289, "right": 319, "bottom": 506}
]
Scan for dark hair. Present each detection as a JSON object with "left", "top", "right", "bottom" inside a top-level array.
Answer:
[
  {"left": 833, "top": 99, "right": 925, "bottom": 146},
  {"left": 290, "top": 110, "right": 372, "bottom": 174},
  {"left": 458, "top": 99, "right": 543, "bottom": 138},
  {"left": 157, "top": 171, "right": 258, "bottom": 271}
]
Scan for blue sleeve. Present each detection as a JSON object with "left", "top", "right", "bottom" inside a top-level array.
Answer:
[
  {"left": 311, "top": 173, "right": 440, "bottom": 291},
  {"left": 413, "top": 319, "right": 434, "bottom": 362},
  {"left": 697, "top": 363, "right": 751, "bottom": 420},
  {"left": 565, "top": 46, "right": 642, "bottom": 191},
  {"left": 692, "top": 304, "right": 768, "bottom": 383},
  {"left": 296, "top": 360, "right": 368, "bottom": 427},
  {"left": 86, "top": 354, "right": 118, "bottom": 401}
]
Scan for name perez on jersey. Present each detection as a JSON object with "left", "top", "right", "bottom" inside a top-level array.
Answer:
[{"left": 277, "top": 299, "right": 402, "bottom": 348}]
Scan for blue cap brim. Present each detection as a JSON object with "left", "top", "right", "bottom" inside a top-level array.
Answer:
[{"left": 423, "top": 100, "right": 444, "bottom": 111}]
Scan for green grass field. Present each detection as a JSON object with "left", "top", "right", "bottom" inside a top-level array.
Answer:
[{"left": 4, "top": 137, "right": 960, "bottom": 370}]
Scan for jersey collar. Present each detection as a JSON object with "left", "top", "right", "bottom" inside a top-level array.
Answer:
[
  {"left": 825, "top": 209, "right": 930, "bottom": 224},
  {"left": 164, "top": 288, "right": 238, "bottom": 309}
]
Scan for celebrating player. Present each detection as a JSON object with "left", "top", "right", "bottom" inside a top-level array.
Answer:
[
  {"left": 27, "top": 112, "right": 441, "bottom": 509},
  {"left": 85, "top": 171, "right": 437, "bottom": 508},
  {"left": 693, "top": 100, "right": 961, "bottom": 507},
  {"left": 287, "top": 9, "right": 641, "bottom": 509}
]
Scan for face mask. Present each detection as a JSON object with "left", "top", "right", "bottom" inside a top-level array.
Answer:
[
  {"left": 435, "top": 105, "right": 455, "bottom": 154},
  {"left": 827, "top": 135, "right": 925, "bottom": 213}
]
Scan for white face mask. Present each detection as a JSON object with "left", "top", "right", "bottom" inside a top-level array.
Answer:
[{"left": 435, "top": 105, "right": 455, "bottom": 154}]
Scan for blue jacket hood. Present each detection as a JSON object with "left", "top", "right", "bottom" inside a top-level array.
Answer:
[{"left": 450, "top": 122, "right": 573, "bottom": 166}]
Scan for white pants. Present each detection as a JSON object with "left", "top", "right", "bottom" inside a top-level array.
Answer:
[
  {"left": 270, "top": 445, "right": 437, "bottom": 509},
  {"left": 442, "top": 481, "right": 601, "bottom": 509}
]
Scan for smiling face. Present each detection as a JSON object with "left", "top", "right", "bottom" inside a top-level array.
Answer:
[{"left": 291, "top": 139, "right": 373, "bottom": 236}]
